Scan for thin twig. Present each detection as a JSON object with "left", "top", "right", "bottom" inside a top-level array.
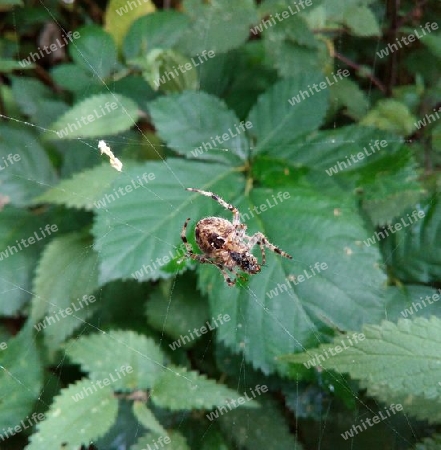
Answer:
[{"left": 333, "top": 51, "right": 387, "bottom": 93}]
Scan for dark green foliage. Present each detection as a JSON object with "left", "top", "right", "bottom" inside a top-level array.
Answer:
[{"left": 1, "top": 0, "right": 441, "bottom": 448}]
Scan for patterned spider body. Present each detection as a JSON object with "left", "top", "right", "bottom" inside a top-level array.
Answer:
[
  {"left": 194, "top": 216, "right": 261, "bottom": 275},
  {"left": 181, "top": 188, "right": 292, "bottom": 286}
]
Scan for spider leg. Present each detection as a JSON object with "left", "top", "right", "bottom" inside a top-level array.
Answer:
[
  {"left": 246, "top": 232, "right": 292, "bottom": 264},
  {"left": 186, "top": 188, "right": 241, "bottom": 226},
  {"left": 190, "top": 253, "right": 237, "bottom": 286},
  {"left": 180, "top": 218, "right": 194, "bottom": 254},
  {"left": 215, "top": 264, "right": 236, "bottom": 286}
]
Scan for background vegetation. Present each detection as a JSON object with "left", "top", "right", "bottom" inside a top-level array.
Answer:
[{"left": 1, "top": 0, "right": 441, "bottom": 448}]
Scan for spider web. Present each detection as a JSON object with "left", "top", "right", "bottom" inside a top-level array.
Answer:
[{"left": 0, "top": 1, "right": 432, "bottom": 449}]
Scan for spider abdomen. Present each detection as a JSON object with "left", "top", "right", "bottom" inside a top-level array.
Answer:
[
  {"left": 193, "top": 217, "right": 260, "bottom": 274},
  {"left": 194, "top": 217, "right": 235, "bottom": 254}
]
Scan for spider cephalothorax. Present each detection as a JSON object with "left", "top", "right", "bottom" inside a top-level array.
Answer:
[{"left": 181, "top": 188, "right": 292, "bottom": 286}]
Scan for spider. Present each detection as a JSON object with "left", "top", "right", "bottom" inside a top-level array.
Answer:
[{"left": 181, "top": 188, "right": 292, "bottom": 286}]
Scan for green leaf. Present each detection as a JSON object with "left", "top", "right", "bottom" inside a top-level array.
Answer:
[
  {"left": 421, "top": 33, "right": 441, "bottom": 59},
  {"left": 65, "top": 330, "right": 166, "bottom": 390},
  {"left": 132, "top": 402, "right": 166, "bottom": 435},
  {"left": 258, "top": 0, "right": 324, "bottom": 15},
  {"left": 31, "top": 234, "right": 100, "bottom": 350},
  {"left": 177, "top": 0, "right": 258, "bottom": 55},
  {"left": 10, "top": 77, "right": 55, "bottom": 118},
  {"left": 262, "top": 15, "right": 321, "bottom": 77},
  {"left": 146, "top": 277, "right": 210, "bottom": 344},
  {"left": 25, "top": 379, "right": 118, "bottom": 449},
  {"left": 360, "top": 380, "right": 441, "bottom": 424},
  {"left": 51, "top": 63, "right": 97, "bottom": 92},
  {"left": 132, "top": 430, "right": 190, "bottom": 450},
  {"left": 0, "top": 325, "right": 43, "bottom": 430},
  {"left": 104, "top": 0, "right": 156, "bottom": 49},
  {"left": 361, "top": 99, "right": 417, "bottom": 135},
  {"left": 46, "top": 93, "right": 140, "bottom": 139},
  {"left": 123, "top": 11, "right": 190, "bottom": 60},
  {"left": 199, "top": 186, "right": 386, "bottom": 374},
  {"left": 35, "top": 163, "right": 125, "bottom": 210},
  {"left": 149, "top": 91, "right": 249, "bottom": 162},
  {"left": 0, "top": 124, "right": 57, "bottom": 206},
  {"left": 359, "top": 152, "right": 424, "bottom": 225},
  {"left": 284, "top": 317, "right": 441, "bottom": 399},
  {"left": 344, "top": 6, "right": 381, "bottom": 36},
  {"left": 10, "top": 76, "right": 67, "bottom": 128},
  {"left": 220, "top": 396, "right": 303, "bottom": 450},
  {"left": 415, "top": 434, "right": 441, "bottom": 449},
  {"left": 383, "top": 285, "right": 441, "bottom": 322},
  {"left": 0, "top": 58, "right": 34, "bottom": 71},
  {"left": 94, "top": 398, "right": 147, "bottom": 449},
  {"left": 382, "top": 195, "right": 441, "bottom": 283},
  {"left": 151, "top": 367, "right": 256, "bottom": 410},
  {"left": 279, "top": 125, "right": 423, "bottom": 224},
  {"left": 69, "top": 25, "right": 118, "bottom": 78},
  {"left": 247, "top": 74, "right": 329, "bottom": 155},
  {"left": 329, "top": 78, "right": 369, "bottom": 120},
  {"left": 323, "top": 0, "right": 380, "bottom": 37},
  {"left": 0, "top": 208, "right": 49, "bottom": 315},
  {"left": 139, "top": 49, "right": 199, "bottom": 92},
  {"left": 92, "top": 160, "right": 244, "bottom": 283}
]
